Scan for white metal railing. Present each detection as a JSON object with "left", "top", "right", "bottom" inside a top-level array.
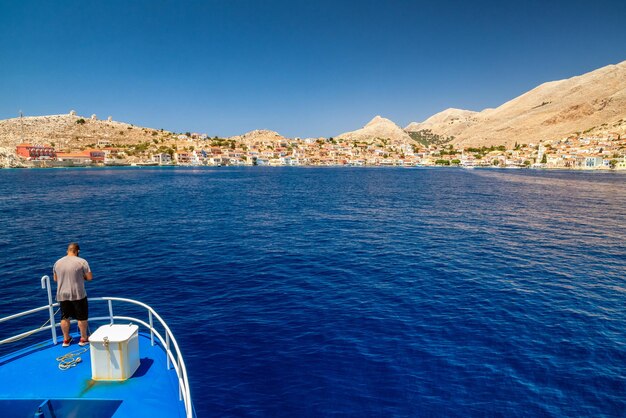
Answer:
[{"left": 0, "top": 276, "right": 193, "bottom": 418}]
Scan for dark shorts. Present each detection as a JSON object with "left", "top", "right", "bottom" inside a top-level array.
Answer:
[{"left": 60, "top": 297, "right": 89, "bottom": 321}]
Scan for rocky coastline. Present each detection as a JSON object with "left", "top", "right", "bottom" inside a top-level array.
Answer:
[{"left": 0, "top": 147, "right": 27, "bottom": 168}]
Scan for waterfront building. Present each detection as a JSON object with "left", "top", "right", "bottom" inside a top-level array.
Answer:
[
  {"left": 547, "top": 155, "right": 563, "bottom": 167},
  {"left": 584, "top": 156, "right": 604, "bottom": 168},
  {"left": 174, "top": 152, "right": 191, "bottom": 164},
  {"left": 56, "top": 152, "right": 92, "bottom": 165},
  {"left": 460, "top": 153, "right": 477, "bottom": 167},
  {"left": 16, "top": 143, "right": 56, "bottom": 159},
  {"left": 85, "top": 149, "right": 105, "bottom": 163},
  {"left": 54, "top": 150, "right": 103, "bottom": 164},
  {"left": 229, "top": 157, "right": 246, "bottom": 166},
  {"left": 152, "top": 153, "right": 172, "bottom": 165},
  {"left": 190, "top": 151, "right": 201, "bottom": 165}
]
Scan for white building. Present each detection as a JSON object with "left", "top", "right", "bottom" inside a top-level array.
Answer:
[
  {"left": 584, "top": 156, "right": 603, "bottom": 168},
  {"left": 152, "top": 153, "right": 172, "bottom": 165}
]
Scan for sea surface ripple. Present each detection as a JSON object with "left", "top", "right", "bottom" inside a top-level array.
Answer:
[{"left": 0, "top": 167, "right": 624, "bottom": 417}]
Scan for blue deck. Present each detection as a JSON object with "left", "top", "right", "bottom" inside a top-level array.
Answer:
[{"left": 0, "top": 331, "right": 188, "bottom": 418}]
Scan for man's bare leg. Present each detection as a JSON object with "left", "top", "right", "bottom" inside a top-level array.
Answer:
[
  {"left": 78, "top": 320, "right": 89, "bottom": 341},
  {"left": 61, "top": 318, "right": 71, "bottom": 341}
]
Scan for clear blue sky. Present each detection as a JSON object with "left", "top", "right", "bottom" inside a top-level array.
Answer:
[{"left": 1, "top": 0, "right": 625, "bottom": 138}]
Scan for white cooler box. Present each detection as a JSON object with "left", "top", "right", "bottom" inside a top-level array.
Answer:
[{"left": 90, "top": 324, "right": 140, "bottom": 381}]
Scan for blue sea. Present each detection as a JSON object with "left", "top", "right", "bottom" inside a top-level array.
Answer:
[{"left": 1, "top": 167, "right": 625, "bottom": 417}]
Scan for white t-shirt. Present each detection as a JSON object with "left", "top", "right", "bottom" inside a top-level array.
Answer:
[{"left": 53, "top": 255, "right": 91, "bottom": 301}]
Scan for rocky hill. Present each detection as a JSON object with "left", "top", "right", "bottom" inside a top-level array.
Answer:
[
  {"left": 337, "top": 116, "right": 414, "bottom": 145},
  {"left": 406, "top": 60, "right": 626, "bottom": 147},
  {"left": 405, "top": 108, "right": 479, "bottom": 139},
  {"left": 0, "top": 112, "right": 173, "bottom": 151},
  {"left": 0, "top": 146, "right": 26, "bottom": 168},
  {"left": 228, "top": 129, "right": 288, "bottom": 146}
]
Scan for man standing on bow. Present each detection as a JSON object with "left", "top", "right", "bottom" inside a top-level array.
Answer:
[{"left": 53, "top": 242, "right": 93, "bottom": 347}]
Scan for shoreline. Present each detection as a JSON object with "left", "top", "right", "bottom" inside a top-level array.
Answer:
[{"left": 2, "top": 164, "right": 625, "bottom": 172}]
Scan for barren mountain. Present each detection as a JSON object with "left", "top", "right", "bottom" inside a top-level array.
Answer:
[
  {"left": 337, "top": 116, "right": 413, "bottom": 144},
  {"left": 406, "top": 60, "right": 626, "bottom": 147},
  {"left": 0, "top": 113, "right": 172, "bottom": 150},
  {"left": 228, "top": 129, "right": 288, "bottom": 146},
  {"left": 405, "top": 108, "right": 479, "bottom": 139}
]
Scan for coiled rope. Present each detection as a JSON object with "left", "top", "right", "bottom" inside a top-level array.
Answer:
[{"left": 56, "top": 347, "right": 89, "bottom": 370}]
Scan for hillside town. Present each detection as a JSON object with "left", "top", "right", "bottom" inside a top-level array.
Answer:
[
  {"left": 3, "top": 59, "right": 626, "bottom": 170},
  {"left": 10, "top": 129, "right": 626, "bottom": 170},
  {"left": 2, "top": 59, "right": 626, "bottom": 170}
]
